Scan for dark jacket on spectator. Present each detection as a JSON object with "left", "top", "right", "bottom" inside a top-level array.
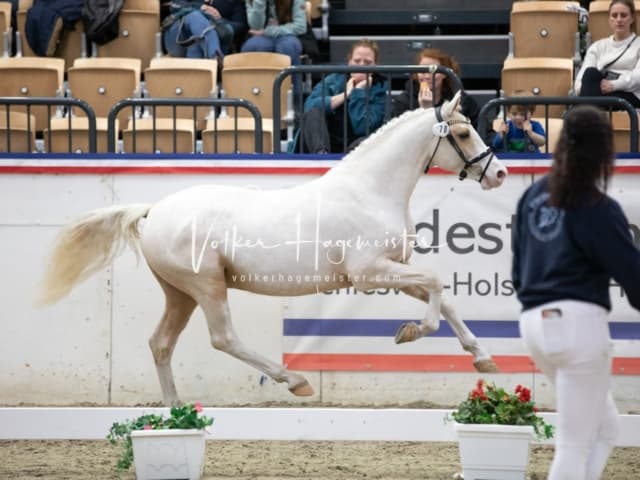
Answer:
[{"left": 25, "top": 0, "right": 83, "bottom": 56}]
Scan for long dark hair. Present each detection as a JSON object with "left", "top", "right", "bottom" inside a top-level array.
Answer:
[
  {"left": 275, "top": 0, "right": 293, "bottom": 24},
  {"left": 548, "top": 106, "right": 615, "bottom": 208}
]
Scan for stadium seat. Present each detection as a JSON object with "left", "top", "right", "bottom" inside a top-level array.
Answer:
[
  {"left": 501, "top": 57, "right": 574, "bottom": 118},
  {"left": 144, "top": 57, "right": 218, "bottom": 130},
  {"left": 588, "top": 1, "right": 640, "bottom": 45},
  {"left": 532, "top": 116, "right": 563, "bottom": 154},
  {"left": 610, "top": 110, "right": 640, "bottom": 153},
  {"left": 308, "top": 0, "right": 322, "bottom": 20},
  {"left": 122, "top": 117, "right": 195, "bottom": 153},
  {"left": 16, "top": 0, "right": 86, "bottom": 70},
  {"left": 67, "top": 57, "right": 142, "bottom": 128},
  {"left": 509, "top": 1, "right": 581, "bottom": 62},
  {"left": 93, "top": 0, "right": 160, "bottom": 70},
  {"left": 43, "top": 117, "right": 117, "bottom": 153},
  {"left": 0, "top": 110, "right": 36, "bottom": 152},
  {"left": 201, "top": 117, "right": 273, "bottom": 154},
  {"left": 222, "top": 51, "right": 291, "bottom": 123},
  {"left": 0, "top": 56, "right": 65, "bottom": 130},
  {"left": 0, "top": 1, "right": 11, "bottom": 56}
]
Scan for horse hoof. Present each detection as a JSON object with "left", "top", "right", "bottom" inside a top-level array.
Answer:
[
  {"left": 395, "top": 322, "right": 420, "bottom": 344},
  {"left": 289, "top": 381, "right": 314, "bottom": 397},
  {"left": 474, "top": 358, "right": 499, "bottom": 373}
]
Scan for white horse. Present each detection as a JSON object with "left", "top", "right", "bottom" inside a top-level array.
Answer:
[{"left": 39, "top": 92, "right": 507, "bottom": 406}]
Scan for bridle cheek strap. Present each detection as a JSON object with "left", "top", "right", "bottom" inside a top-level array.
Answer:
[{"left": 425, "top": 105, "right": 495, "bottom": 183}]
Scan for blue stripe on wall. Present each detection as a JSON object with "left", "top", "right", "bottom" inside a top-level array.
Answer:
[{"left": 283, "top": 319, "right": 640, "bottom": 340}]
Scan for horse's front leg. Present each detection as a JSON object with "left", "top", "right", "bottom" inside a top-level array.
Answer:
[
  {"left": 350, "top": 260, "right": 498, "bottom": 374},
  {"left": 394, "top": 285, "right": 498, "bottom": 373},
  {"left": 393, "top": 284, "right": 439, "bottom": 343},
  {"left": 440, "top": 295, "right": 498, "bottom": 373},
  {"left": 350, "top": 259, "right": 443, "bottom": 340}
]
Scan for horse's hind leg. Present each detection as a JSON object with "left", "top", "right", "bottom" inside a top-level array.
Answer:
[
  {"left": 394, "top": 286, "right": 498, "bottom": 373},
  {"left": 195, "top": 282, "right": 314, "bottom": 397},
  {"left": 149, "top": 272, "right": 198, "bottom": 406}
]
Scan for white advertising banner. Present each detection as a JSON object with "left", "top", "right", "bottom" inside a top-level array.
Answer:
[{"left": 283, "top": 174, "right": 640, "bottom": 374}]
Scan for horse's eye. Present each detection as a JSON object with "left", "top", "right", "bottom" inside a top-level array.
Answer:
[{"left": 457, "top": 128, "right": 470, "bottom": 139}]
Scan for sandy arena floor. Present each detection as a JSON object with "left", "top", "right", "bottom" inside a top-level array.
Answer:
[{"left": 0, "top": 439, "right": 638, "bottom": 479}]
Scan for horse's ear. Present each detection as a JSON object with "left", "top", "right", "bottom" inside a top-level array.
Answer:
[{"left": 442, "top": 90, "right": 462, "bottom": 118}]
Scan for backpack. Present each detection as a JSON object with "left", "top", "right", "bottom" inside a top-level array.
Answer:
[
  {"left": 25, "top": 0, "right": 83, "bottom": 56},
  {"left": 82, "top": 0, "right": 125, "bottom": 45}
]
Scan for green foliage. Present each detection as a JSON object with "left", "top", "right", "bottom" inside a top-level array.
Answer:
[
  {"left": 450, "top": 379, "right": 554, "bottom": 440},
  {"left": 106, "top": 402, "right": 214, "bottom": 470}
]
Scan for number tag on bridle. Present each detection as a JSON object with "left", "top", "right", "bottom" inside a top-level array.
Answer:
[{"left": 432, "top": 121, "right": 450, "bottom": 137}]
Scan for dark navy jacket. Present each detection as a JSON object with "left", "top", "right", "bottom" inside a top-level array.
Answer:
[
  {"left": 512, "top": 176, "right": 640, "bottom": 312},
  {"left": 209, "top": 0, "right": 247, "bottom": 41},
  {"left": 25, "top": 0, "right": 83, "bottom": 56}
]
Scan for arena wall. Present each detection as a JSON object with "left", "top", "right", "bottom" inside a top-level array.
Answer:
[{"left": 0, "top": 156, "right": 638, "bottom": 411}]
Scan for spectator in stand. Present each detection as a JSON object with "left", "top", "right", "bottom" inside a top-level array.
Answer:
[
  {"left": 241, "top": 0, "right": 306, "bottom": 92},
  {"left": 163, "top": 0, "right": 248, "bottom": 60},
  {"left": 390, "top": 47, "right": 480, "bottom": 128},
  {"left": 492, "top": 91, "right": 546, "bottom": 153},
  {"left": 575, "top": 0, "right": 640, "bottom": 108},
  {"left": 512, "top": 105, "right": 640, "bottom": 479},
  {"left": 291, "top": 38, "right": 388, "bottom": 153}
]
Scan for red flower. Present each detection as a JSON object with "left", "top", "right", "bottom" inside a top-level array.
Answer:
[
  {"left": 143, "top": 424, "right": 152, "bottom": 430},
  {"left": 194, "top": 401, "right": 203, "bottom": 413},
  {"left": 517, "top": 387, "right": 531, "bottom": 403}
]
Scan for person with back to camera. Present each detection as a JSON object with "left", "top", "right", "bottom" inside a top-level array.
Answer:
[
  {"left": 492, "top": 91, "right": 546, "bottom": 153},
  {"left": 292, "top": 38, "right": 388, "bottom": 154},
  {"left": 575, "top": 0, "right": 640, "bottom": 108},
  {"left": 162, "top": 0, "right": 248, "bottom": 60},
  {"left": 512, "top": 105, "right": 640, "bottom": 479},
  {"left": 391, "top": 47, "right": 480, "bottom": 128}
]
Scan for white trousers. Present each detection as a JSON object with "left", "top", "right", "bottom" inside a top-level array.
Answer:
[{"left": 519, "top": 300, "right": 619, "bottom": 480}]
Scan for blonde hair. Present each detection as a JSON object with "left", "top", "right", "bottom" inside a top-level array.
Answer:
[{"left": 610, "top": 0, "right": 637, "bottom": 34}]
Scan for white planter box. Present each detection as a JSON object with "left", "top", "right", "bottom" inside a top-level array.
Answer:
[
  {"left": 130, "top": 428, "right": 206, "bottom": 480},
  {"left": 454, "top": 423, "right": 534, "bottom": 480}
]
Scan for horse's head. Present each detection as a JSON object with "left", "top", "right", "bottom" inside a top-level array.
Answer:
[{"left": 427, "top": 92, "right": 507, "bottom": 190}]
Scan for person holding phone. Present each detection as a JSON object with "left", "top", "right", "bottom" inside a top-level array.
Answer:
[{"left": 512, "top": 105, "right": 640, "bottom": 479}]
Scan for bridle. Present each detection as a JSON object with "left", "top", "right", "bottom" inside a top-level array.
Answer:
[{"left": 424, "top": 105, "right": 495, "bottom": 183}]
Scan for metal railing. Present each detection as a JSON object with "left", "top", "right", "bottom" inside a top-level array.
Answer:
[
  {"left": 272, "top": 64, "right": 463, "bottom": 153},
  {"left": 108, "top": 98, "right": 264, "bottom": 154},
  {"left": 0, "top": 97, "right": 96, "bottom": 153},
  {"left": 479, "top": 96, "right": 639, "bottom": 153}
]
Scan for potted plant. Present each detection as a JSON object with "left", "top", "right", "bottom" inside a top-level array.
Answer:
[
  {"left": 107, "top": 402, "right": 214, "bottom": 480},
  {"left": 449, "top": 379, "right": 554, "bottom": 480}
]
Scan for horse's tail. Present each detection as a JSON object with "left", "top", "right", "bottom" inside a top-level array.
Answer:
[{"left": 37, "top": 204, "right": 152, "bottom": 306}]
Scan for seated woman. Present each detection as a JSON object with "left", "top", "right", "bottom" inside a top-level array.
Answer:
[
  {"left": 390, "top": 47, "right": 480, "bottom": 128},
  {"left": 575, "top": 0, "right": 640, "bottom": 108},
  {"left": 292, "top": 38, "right": 388, "bottom": 154},
  {"left": 163, "top": 0, "right": 248, "bottom": 60},
  {"left": 241, "top": 0, "right": 306, "bottom": 92}
]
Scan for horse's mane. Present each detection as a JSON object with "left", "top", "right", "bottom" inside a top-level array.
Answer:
[{"left": 343, "top": 106, "right": 436, "bottom": 161}]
